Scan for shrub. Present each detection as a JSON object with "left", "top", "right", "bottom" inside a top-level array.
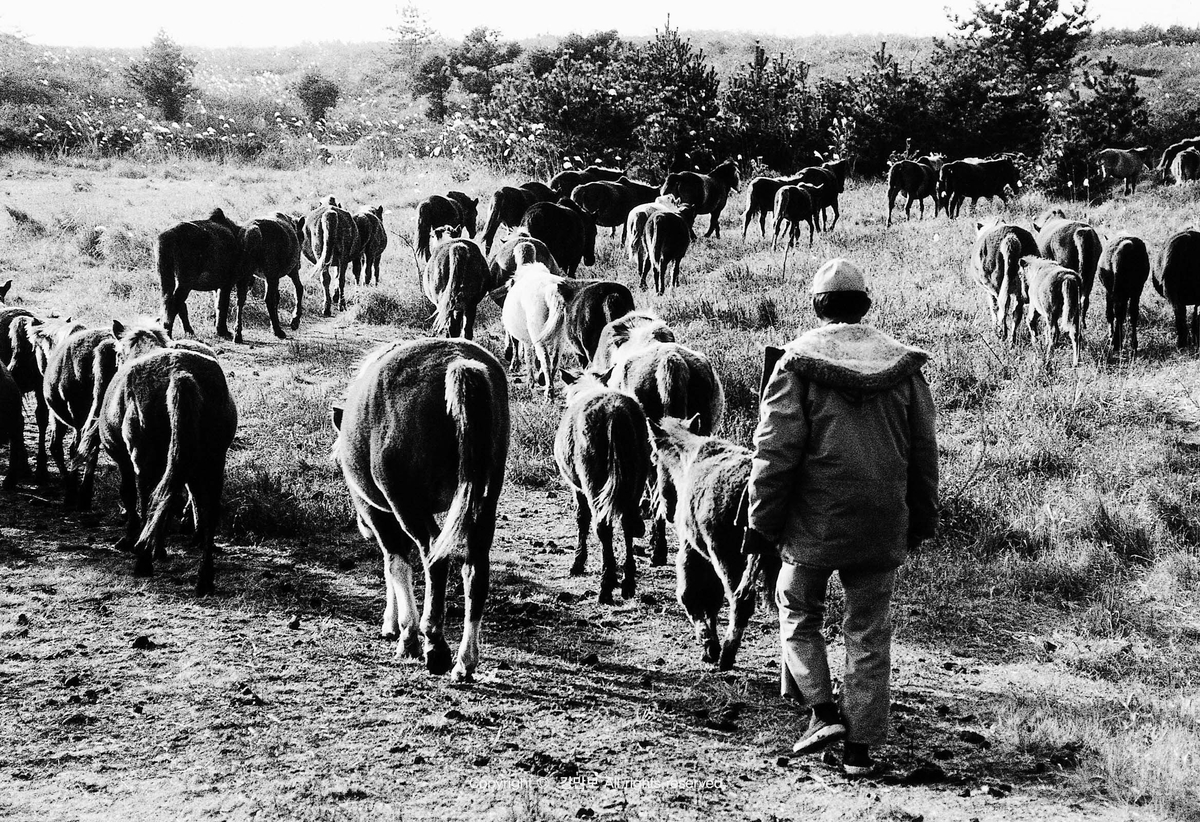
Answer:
[
  {"left": 294, "top": 69, "right": 340, "bottom": 123},
  {"left": 126, "top": 30, "right": 196, "bottom": 122}
]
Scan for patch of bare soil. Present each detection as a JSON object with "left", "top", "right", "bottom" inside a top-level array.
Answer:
[{"left": 0, "top": 315, "right": 1166, "bottom": 822}]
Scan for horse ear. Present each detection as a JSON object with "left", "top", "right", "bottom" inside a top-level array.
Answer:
[
  {"left": 471, "top": 198, "right": 479, "bottom": 207},
  {"left": 598, "top": 366, "right": 615, "bottom": 385},
  {"left": 1032, "top": 222, "right": 1042, "bottom": 234},
  {"left": 975, "top": 221, "right": 984, "bottom": 234},
  {"left": 560, "top": 369, "right": 578, "bottom": 385},
  {"left": 685, "top": 414, "right": 703, "bottom": 435},
  {"left": 646, "top": 417, "right": 665, "bottom": 440},
  {"left": 330, "top": 404, "right": 344, "bottom": 433},
  {"left": 0, "top": 280, "right": 10, "bottom": 300},
  {"left": 112, "top": 320, "right": 125, "bottom": 337}
]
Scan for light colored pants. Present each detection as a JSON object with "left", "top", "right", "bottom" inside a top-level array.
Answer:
[{"left": 776, "top": 561, "right": 896, "bottom": 746}]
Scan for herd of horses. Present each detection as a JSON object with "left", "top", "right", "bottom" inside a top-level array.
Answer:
[{"left": 3, "top": 137, "right": 1200, "bottom": 680}]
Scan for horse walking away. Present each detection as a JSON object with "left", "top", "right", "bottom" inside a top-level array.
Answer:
[
  {"left": 519, "top": 198, "right": 597, "bottom": 276},
  {"left": 742, "top": 174, "right": 803, "bottom": 239},
  {"left": 333, "top": 338, "right": 509, "bottom": 680},
  {"left": 971, "top": 220, "right": 1039, "bottom": 344},
  {"left": 1034, "top": 217, "right": 1102, "bottom": 327},
  {"left": 1098, "top": 234, "right": 1150, "bottom": 355},
  {"left": 555, "top": 370, "right": 650, "bottom": 604},
  {"left": 82, "top": 325, "right": 237, "bottom": 595},
  {"left": 886, "top": 158, "right": 941, "bottom": 227},
  {"left": 570, "top": 176, "right": 660, "bottom": 242},
  {"left": 648, "top": 415, "right": 779, "bottom": 670},
  {"left": 417, "top": 192, "right": 479, "bottom": 260},
  {"left": 481, "top": 183, "right": 554, "bottom": 253},
  {"left": 239, "top": 212, "right": 303, "bottom": 341},
  {"left": 563, "top": 280, "right": 636, "bottom": 367},
  {"left": 772, "top": 184, "right": 819, "bottom": 250},
  {"left": 423, "top": 233, "right": 493, "bottom": 340},
  {"left": 660, "top": 159, "right": 741, "bottom": 238},
  {"left": 645, "top": 209, "right": 691, "bottom": 294},
  {"left": 156, "top": 207, "right": 243, "bottom": 339},
  {"left": 1153, "top": 229, "right": 1200, "bottom": 348},
  {"left": 1019, "top": 257, "right": 1083, "bottom": 367},
  {"left": 302, "top": 197, "right": 359, "bottom": 317},
  {"left": 44, "top": 326, "right": 119, "bottom": 508},
  {"left": 796, "top": 158, "right": 849, "bottom": 230},
  {"left": 625, "top": 197, "right": 693, "bottom": 288},
  {"left": 501, "top": 243, "right": 572, "bottom": 399},
  {"left": 549, "top": 165, "right": 625, "bottom": 198},
  {"left": 352, "top": 206, "right": 387, "bottom": 286}
]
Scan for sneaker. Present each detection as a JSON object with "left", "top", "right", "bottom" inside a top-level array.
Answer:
[
  {"left": 842, "top": 759, "right": 883, "bottom": 778},
  {"left": 791, "top": 717, "right": 847, "bottom": 755}
]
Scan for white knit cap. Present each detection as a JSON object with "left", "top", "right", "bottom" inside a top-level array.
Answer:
[{"left": 811, "top": 258, "right": 870, "bottom": 295}]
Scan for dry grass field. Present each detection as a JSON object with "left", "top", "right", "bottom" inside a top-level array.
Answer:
[{"left": 1, "top": 151, "right": 1199, "bottom": 821}]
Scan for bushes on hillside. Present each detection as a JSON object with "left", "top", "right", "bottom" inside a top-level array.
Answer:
[{"left": 293, "top": 69, "right": 340, "bottom": 123}]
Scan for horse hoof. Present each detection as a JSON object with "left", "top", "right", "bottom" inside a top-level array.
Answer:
[
  {"left": 217, "top": 329, "right": 232, "bottom": 340},
  {"left": 132, "top": 556, "right": 153, "bottom": 578},
  {"left": 290, "top": 319, "right": 301, "bottom": 331},
  {"left": 380, "top": 628, "right": 399, "bottom": 642},
  {"left": 717, "top": 643, "right": 739, "bottom": 671},
  {"left": 234, "top": 333, "right": 244, "bottom": 344},
  {"left": 598, "top": 589, "right": 614, "bottom": 606},
  {"left": 701, "top": 643, "right": 719, "bottom": 665},
  {"left": 195, "top": 579, "right": 215, "bottom": 597},
  {"left": 274, "top": 329, "right": 288, "bottom": 340},
  {"left": 114, "top": 536, "right": 135, "bottom": 553},
  {"left": 34, "top": 469, "right": 50, "bottom": 486},
  {"left": 424, "top": 644, "right": 453, "bottom": 676},
  {"left": 621, "top": 578, "right": 636, "bottom": 600},
  {"left": 569, "top": 562, "right": 586, "bottom": 577},
  {"left": 450, "top": 664, "right": 473, "bottom": 683},
  {"left": 649, "top": 550, "right": 668, "bottom": 567}
]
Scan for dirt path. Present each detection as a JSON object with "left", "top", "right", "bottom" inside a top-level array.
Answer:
[{"left": 0, "top": 313, "right": 1167, "bottom": 822}]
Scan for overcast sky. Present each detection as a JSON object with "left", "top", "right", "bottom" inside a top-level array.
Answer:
[{"left": 3, "top": 0, "right": 1198, "bottom": 48}]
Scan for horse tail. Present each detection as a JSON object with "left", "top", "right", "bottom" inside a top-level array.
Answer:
[
  {"left": 1062, "top": 274, "right": 1081, "bottom": 333},
  {"left": 657, "top": 349, "right": 689, "bottom": 420},
  {"left": 481, "top": 191, "right": 504, "bottom": 253},
  {"left": 416, "top": 202, "right": 431, "bottom": 261},
  {"left": 308, "top": 211, "right": 336, "bottom": 279},
  {"left": 431, "top": 245, "right": 464, "bottom": 336},
  {"left": 627, "top": 212, "right": 647, "bottom": 262},
  {"left": 999, "top": 233, "right": 1023, "bottom": 327},
  {"left": 601, "top": 290, "right": 626, "bottom": 327},
  {"left": 428, "top": 359, "right": 494, "bottom": 564},
  {"left": 1074, "top": 227, "right": 1100, "bottom": 283},
  {"left": 534, "top": 281, "right": 569, "bottom": 347},
  {"left": 591, "top": 411, "right": 626, "bottom": 530},
  {"left": 136, "top": 369, "right": 200, "bottom": 553},
  {"left": 69, "top": 340, "right": 117, "bottom": 468}
]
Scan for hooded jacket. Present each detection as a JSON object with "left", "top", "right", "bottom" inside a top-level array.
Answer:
[{"left": 747, "top": 322, "right": 938, "bottom": 570}]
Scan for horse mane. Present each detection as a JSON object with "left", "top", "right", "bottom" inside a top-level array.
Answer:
[
  {"left": 608, "top": 310, "right": 675, "bottom": 349},
  {"left": 207, "top": 208, "right": 239, "bottom": 230},
  {"left": 710, "top": 160, "right": 740, "bottom": 189}
]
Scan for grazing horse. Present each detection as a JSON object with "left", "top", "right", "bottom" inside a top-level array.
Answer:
[
  {"left": 1034, "top": 218, "right": 1102, "bottom": 327},
  {"left": 156, "top": 208, "right": 242, "bottom": 338},
  {"left": 519, "top": 199, "right": 597, "bottom": 276},
  {"left": 644, "top": 209, "right": 691, "bottom": 295},
  {"left": 422, "top": 234, "right": 492, "bottom": 340},
  {"left": 481, "top": 183, "right": 554, "bottom": 253},
  {"left": 1096, "top": 147, "right": 1154, "bottom": 195},
  {"left": 1019, "top": 257, "right": 1083, "bottom": 366},
  {"left": 549, "top": 165, "right": 624, "bottom": 198},
  {"left": 1171, "top": 148, "right": 1200, "bottom": 184},
  {"left": 1097, "top": 234, "right": 1150, "bottom": 355},
  {"left": 796, "top": 158, "right": 849, "bottom": 230},
  {"left": 886, "top": 158, "right": 942, "bottom": 226},
  {"left": 742, "top": 175, "right": 803, "bottom": 239},
  {"left": 570, "top": 177, "right": 660, "bottom": 242},
  {"left": 660, "top": 159, "right": 741, "bottom": 238},
  {"left": 351, "top": 206, "right": 387, "bottom": 286},
  {"left": 333, "top": 338, "right": 509, "bottom": 680},
  {"left": 972, "top": 220, "right": 1039, "bottom": 344},
  {"left": 0, "top": 359, "right": 25, "bottom": 491},
  {"left": 600, "top": 313, "right": 724, "bottom": 565},
  {"left": 92, "top": 331, "right": 237, "bottom": 594},
  {"left": 648, "top": 416, "right": 777, "bottom": 670},
  {"left": 563, "top": 280, "right": 636, "bottom": 366},
  {"left": 502, "top": 244, "right": 572, "bottom": 398},
  {"left": 417, "top": 192, "right": 479, "bottom": 260},
  {"left": 772, "top": 184, "right": 819, "bottom": 250},
  {"left": 939, "top": 157, "right": 1020, "bottom": 218},
  {"left": 44, "top": 326, "right": 119, "bottom": 508},
  {"left": 555, "top": 370, "right": 650, "bottom": 604},
  {"left": 1153, "top": 229, "right": 1200, "bottom": 348},
  {"left": 302, "top": 197, "right": 359, "bottom": 317},
  {"left": 239, "top": 212, "right": 303, "bottom": 341}
]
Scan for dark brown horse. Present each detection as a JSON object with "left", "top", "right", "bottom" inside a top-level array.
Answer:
[
  {"left": 741, "top": 175, "right": 803, "bottom": 239},
  {"left": 423, "top": 236, "right": 492, "bottom": 340},
  {"left": 797, "top": 158, "right": 849, "bottom": 230},
  {"left": 1098, "top": 234, "right": 1150, "bottom": 355},
  {"left": 301, "top": 197, "right": 359, "bottom": 317},
  {"left": 156, "top": 208, "right": 242, "bottom": 339},
  {"left": 549, "top": 165, "right": 624, "bottom": 198},
  {"left": 481, "top": 183, "right": 555, "bottom": 252},
  {"left": 417, "top": 192, "right": 479, "bottom": 260},
  {"left": 0, "top": 358, "right": 25, "bottom": 491},
  {"left": 660, "top": 159, "right": 740, "bottom": 238},
  {"left": 1154, "top": 229, "right": 1200, "bottom": 348},
  {"left": 886, "top": 158, "right": 941, "bottom": 226},
  {"left": 239, "top": 212, "right": 303, "bottom": 341},
  {"left": 334, "top": 339, "right": 509, "bottom": 680},
  {"left": 564, "top": 280, "right": 635, "bottom": 366},
  {"left": 351, "top": 206, "right": 387, "bottom": 286},
  {"left": 519, "top": 199, "right": 597, "bottom": 276},
  {"left": 570, "top": 177, "right": 660, "bottom": 242}
]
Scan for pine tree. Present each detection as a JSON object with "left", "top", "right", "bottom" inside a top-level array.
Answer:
[{"left": 125, "top": 30, "right": 196, "bottom": 122}]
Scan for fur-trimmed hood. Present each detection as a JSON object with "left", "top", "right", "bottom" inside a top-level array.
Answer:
[{"left": 780, "top": 323, "right": 929, "bottom": 392}]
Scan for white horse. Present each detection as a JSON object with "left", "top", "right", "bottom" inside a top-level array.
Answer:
[{"left": 501, "top": 242, "right": 571, "bottom": 399}]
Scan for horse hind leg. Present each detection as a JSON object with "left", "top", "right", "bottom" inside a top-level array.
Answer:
[
  {"left": 620, "top": 509, "right": 643, "bottom": 600},
  {"left": 596, "top": 520, "right": 618, "bottom": 605},
  {"left": 570, "top": 490, "right": 590, "bottom": 577},
  {"left": 452, "top": 512, "right": 496, "bottom": 682},
  {"left": 677, "top": 547, "right": 722, "bottom": 664},
  {"left": 358, "top": 502, "right": 422, "bottom": 656}
]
